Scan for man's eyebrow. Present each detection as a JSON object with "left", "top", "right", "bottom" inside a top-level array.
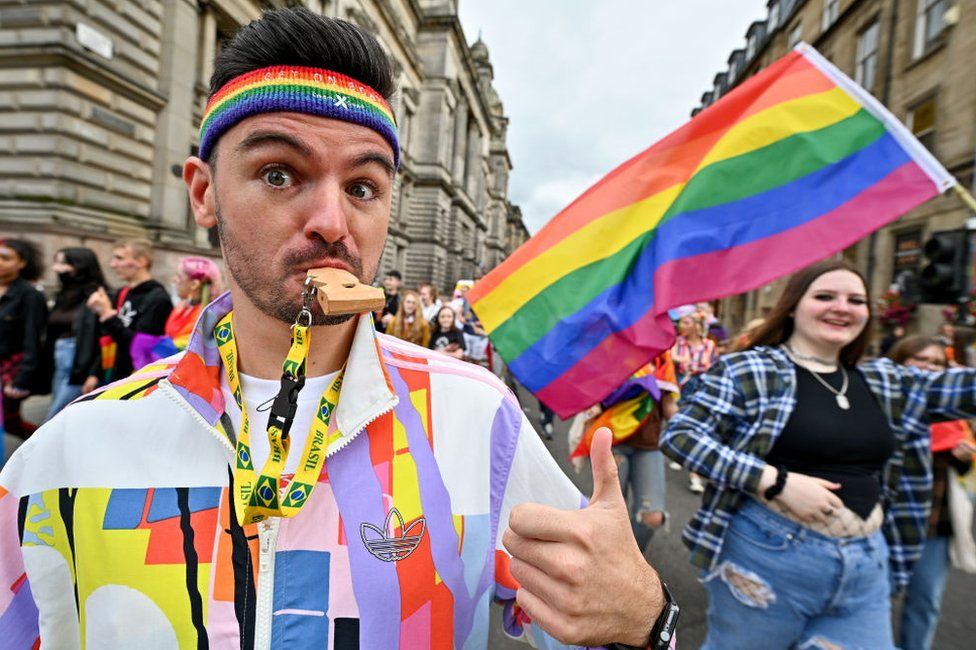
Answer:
[
  {"left": 235, "top": 131, "right": 313, "bottom": 157},
  {"left": 354, "top": 152, "right": 396, "bottom": 178}
]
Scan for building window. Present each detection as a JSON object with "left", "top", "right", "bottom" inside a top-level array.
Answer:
[
  {"left": 788, "top": 22, "right": 802, "bottom": 48},
  {"left": 821, "top": 0, "right": 839, "bottom": 31},
  {"left": 768, "top": 1, "right": 780, "bottom": 30},
  {"left": 746, "top": 35, "right": 757, "bottom": 60},
  {"left": 855, "top": 20, "right": 880, "bottom": 93},
  {"left": 907, "top": 95, "right": 937, "bottom": 152},
  {"left": 914, "top": 0, "right": 947, "bottom": 57}
]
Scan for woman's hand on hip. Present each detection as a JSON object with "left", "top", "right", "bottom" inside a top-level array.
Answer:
[{"left": 772, "top": 472, "right": 843, "bottom": 524}]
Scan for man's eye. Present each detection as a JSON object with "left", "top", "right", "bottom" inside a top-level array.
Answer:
[
  {"left": 262, "top": 168, "right": 294, "bottom": 188},
  {"left": 348, "top": 182, "right": 376, "bottom": 200}
]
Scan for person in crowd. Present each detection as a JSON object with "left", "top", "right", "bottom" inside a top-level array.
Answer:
[
  {"left": 732, "top": 317, "right": 766, "bottom": 352},
  {"left": 84, "top": 238, "right": 173, "bottom": 390},
  {"left": 889, "top": 336, "right": 976, "bottom": 650},
  {"left": 670, "top": 310, "right": 718, "bottom": 493},
  {"left": 0, "top": 9, "right": 671, "bottom": 647},
  {"left": 538, "top": 401, "right": 556, "bottom": 440},
  {"left": 611, "top": 353, "right": 680, "bottom": 552},
  {"left": 386, "top": 288, "right": 430, "bottom": 347},
  {"left": 377, "top": 268, "right": 401, "bottom": 332},
  {"left": 42, "top": 247, "right": 106, "bottom": 422},
  {"left": 429, "top": 304, "right": 466, "bottom": 359},
  {"left": 670, "top": 310, "right": 718, "bottom": 387},
  {"left": 166, "top": 256, "right": 223, "bottom": 351},
  {"left": 935, "top": 321, "right": 956, "bottom": 364},
  {"left": 0, "top": 239, "right": 47, "bottom": 438},
  {"left": 879, "top": 323, "right": 906, "bottom": 356},
  {"left": 418, "top": 282, "right": 442, "bottom": 322},
  {"left": 662, "top": 259, "right": 976, "bottom": 650}
]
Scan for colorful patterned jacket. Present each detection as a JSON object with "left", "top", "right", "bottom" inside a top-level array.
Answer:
[{"left": 0, "top": 294, "right": 584, "bottom": 649}]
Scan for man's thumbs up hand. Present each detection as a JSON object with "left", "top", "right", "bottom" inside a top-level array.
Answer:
[{"left": 502, "top": 427, "right": 664, "bottom": 647}]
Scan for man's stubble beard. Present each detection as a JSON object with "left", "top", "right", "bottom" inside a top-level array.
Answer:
[{"left": 214, "top": 197, "right": 379, "bottom": 327}]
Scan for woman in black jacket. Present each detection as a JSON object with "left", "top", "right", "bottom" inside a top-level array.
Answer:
[
  {"left": 0, "top": 238, "right": 47, "bottom": 439},
  {"left": 43, "top": 247, "right": 106, "bottom": 422}
]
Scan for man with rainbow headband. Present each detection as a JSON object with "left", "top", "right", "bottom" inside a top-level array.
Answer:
[{"left": 0, "top": 8, "right": 674, "bottom": 649}]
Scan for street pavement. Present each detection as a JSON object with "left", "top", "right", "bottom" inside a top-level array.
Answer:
[{"left": 7, "top": 394, "right": 976, "bottom": 648}]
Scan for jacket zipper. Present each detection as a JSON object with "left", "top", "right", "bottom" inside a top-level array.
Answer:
[
  {"left": 159, "top": 379, "right": 399, "bottom": 642},
  {"left": 254, "top": 517, "right": 280, "bottom": 650}
]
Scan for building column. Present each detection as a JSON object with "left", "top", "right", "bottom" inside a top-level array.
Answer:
[
  {"left": 149, "top": 0, "right": 201, "bottom": 243},
  {"left": 452, "top": 100, "right": 468, "bottom": 185}
]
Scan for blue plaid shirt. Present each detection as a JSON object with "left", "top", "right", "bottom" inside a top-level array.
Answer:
[{"left": 660, "top": 345, "right": 976, "bottom": 590}]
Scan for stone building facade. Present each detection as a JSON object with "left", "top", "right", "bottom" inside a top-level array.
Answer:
[
  {"left": 692, "top": 0, "right": 976, "bottom": 337},
  {"left": 0, "top": 0, "right": 529, "bottom": 293}
]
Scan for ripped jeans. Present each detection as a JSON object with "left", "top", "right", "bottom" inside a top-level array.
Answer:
[
  {"left": 700, "top": 498, "right": 895, "bottom": 650},
  {"left": 613, "top": 445, "right": 666, "bottom": 549}
]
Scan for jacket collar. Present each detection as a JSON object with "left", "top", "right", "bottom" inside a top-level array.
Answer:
[{"left": 167, "top": 292, "right": 398, "bottom": 453}]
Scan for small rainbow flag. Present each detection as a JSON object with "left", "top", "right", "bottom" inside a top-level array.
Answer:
[{"left": 469, "top": 44, "right": 954, "bottom": 418}]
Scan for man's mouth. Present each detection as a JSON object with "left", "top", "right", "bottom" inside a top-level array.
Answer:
[{"left": 298, "top": 259, "right": 355, "bottom": 276}]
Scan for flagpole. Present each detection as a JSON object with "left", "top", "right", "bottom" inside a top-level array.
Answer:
[{"left": 952, "top": 182, "right": 976, "bottom": 214}]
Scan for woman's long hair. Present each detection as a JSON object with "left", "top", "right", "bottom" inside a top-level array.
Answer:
[
  {"left": 389, "top": 290, "right": 428, "bottom": 344},
  {"left": 747, "top": 259, "right": 873, "bottom": 366},
  {"left": 54, "top": 247, "right": 107, "bottom": 312},
  {"left": 433, "top": 305, "right": 459, "bottom": 333},
  {"left": 0, "top": 238, "right": 43, "bottom": 281}
]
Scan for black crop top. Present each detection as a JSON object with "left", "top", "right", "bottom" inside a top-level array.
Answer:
[{"left": 765, "top": 362, "right": 896, "bottom": 518}]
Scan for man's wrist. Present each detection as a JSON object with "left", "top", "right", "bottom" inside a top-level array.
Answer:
[{"left": 614, "top": 565, "right": 664, "bottom": 648}]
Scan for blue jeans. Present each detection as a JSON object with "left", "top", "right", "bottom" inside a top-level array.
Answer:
[
  {"left": 701, "top": 499, "right": 895, "bottom": 650},
  {"left": 44, "top": 338, "right": 82, "bottom": 423},
  {"left": 899, "top": 535, "right": 950, "bottom": 650},
  {"left": 613, "top": 445, "right": 666, "bottom": 549}
]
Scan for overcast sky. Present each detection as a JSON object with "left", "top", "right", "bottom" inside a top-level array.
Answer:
[{"left": 457, "top": 0, "right": 771, "bottom": 234}]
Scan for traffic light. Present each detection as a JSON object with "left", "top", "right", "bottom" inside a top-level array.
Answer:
[{"left": 919, "top": 230, "right": 970, "bottom": 304}]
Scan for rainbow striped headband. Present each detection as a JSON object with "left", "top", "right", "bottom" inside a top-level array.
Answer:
[{"left": 199, "top": 65, "right": 399, "bottom": 167}]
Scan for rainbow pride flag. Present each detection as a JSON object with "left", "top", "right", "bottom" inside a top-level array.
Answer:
[{"left": 469, "top": 44, "right": 954, "bottom": 418}]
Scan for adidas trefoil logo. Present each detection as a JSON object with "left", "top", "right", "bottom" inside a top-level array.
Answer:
[{"left": 360, "top": 507, "right": 426, "bottom": 562}]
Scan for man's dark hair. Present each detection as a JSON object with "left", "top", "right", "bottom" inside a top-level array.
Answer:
[
  {"left": 386, "top": 270, "right": 402, "bottom": 280},
  {"left": 207, "top": 8, "right": 397, "bottom": 162}
]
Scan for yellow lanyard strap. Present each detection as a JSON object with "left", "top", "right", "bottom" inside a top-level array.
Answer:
[{"left": 215, "top": 311, "right": 343, "bottom": 525}]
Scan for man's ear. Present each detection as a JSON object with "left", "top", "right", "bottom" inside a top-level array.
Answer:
[{"left": 184, "top": 156, "right": 216, "bottom": 229}]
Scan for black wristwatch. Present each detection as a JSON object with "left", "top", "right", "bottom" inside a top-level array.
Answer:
[{"left": 608, "top": 580, "right": 679, "bottom": 650}]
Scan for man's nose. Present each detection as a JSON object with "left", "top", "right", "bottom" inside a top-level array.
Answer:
[{"left": 303, "top": 183, "right": 351, "bottom": 244}]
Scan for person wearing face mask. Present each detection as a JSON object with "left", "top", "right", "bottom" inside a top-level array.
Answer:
[
  {"left": 662, "top": 259, "right": 976, "bottom": 650},
  {"left": 42, "top": 247, "right": 107, "bottom": 422},
  {"left": 386, "top": 289, "right": 430, "bottom": 347},
  {"left": 165, "top": 256, "right": 223, "bottom": 351},
  {"left": 0, "top": 239, "right": 47, "bottom": 440},
  {"left": 888, "top": 336, "right": 976, "bottom": 650}
]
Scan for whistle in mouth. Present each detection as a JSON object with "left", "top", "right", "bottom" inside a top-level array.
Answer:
[{"left": 306, "top": 267, "right": 386, "bottom": 316}]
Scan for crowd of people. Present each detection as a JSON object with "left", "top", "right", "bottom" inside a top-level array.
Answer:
[
  {"left": 372, "top": 269, "right": 492, "bottom": 363},
  {"left": 4, "top": 232, "right": 976, "bottom": 648},
  {"left": 0, "top": 236, "right": 225, "bottom": 454},
  {"left": 0, "top": 236, "right": 493, "bottom": 464},
  {"left": 1, "top": 7, "right": 974, "bottom": 648}
]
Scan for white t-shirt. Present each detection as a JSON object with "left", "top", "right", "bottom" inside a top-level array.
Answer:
[
  {"left": 219, "top": 370, "right": 340, "bottom": 475},
  {"left": 421, "top": 299, "right": 442, "bottom": 322}
]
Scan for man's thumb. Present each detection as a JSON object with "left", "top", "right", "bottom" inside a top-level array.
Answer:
[{"left": 588, "top": 427, "right": 624, "bottom": 507}]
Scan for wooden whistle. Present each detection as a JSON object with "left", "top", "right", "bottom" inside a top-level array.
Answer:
[{"left": 306, "top": 267, "right": 386, "bottom": 316}]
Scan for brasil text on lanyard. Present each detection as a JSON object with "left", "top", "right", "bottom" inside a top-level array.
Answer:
[{"left": 214, "top": 281, "right": 343, "bottom": 525}]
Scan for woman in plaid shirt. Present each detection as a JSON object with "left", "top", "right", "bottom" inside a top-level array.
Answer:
[{"left": 661, "top": 260, "right": 976, "bottom": 649}]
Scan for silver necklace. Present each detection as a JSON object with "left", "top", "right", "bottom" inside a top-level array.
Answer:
[
  {"left": 806, "top": 365, "right": 850, "bottom": 410},
  {"left": 784, "top": 342, "right": 836, "bottom": 368}
]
